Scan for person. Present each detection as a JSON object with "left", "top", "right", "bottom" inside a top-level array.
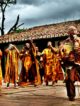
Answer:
[
  {"left": 4, "top": 44, "right": 19, "bottom": 88},
  {"left": 34, "top": 46, "right": 41, "bottom": 85},
  {"left": 35, "top": 46, "right": 43, "bottom": 84},
  {"left": 19, "top": 41, "right": 41, "bottom": 86},
  {"left": 59, "top": 26, "right": 80, "bottom": 101},
  {"left": 42, "top": 41, "right": 58, "bottom": 86},
  {"left": 0, "top": 50, "right": 2, "bottom": 89},
  {"left": 54, "top": 52, "right": 64, "bottom": 82},
  {"left": 19, "top": 42, "right": 33, "bottom": 86}
]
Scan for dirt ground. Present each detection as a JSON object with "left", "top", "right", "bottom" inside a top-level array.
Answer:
[{"left": 0, "top": 81, "right": 80, "bottom": 106}]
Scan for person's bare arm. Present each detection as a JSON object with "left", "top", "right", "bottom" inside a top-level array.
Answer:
[
  {"left": 29, "top": 40, "right": 36, "bottom": 52},
  {"left": 13, "top": 45, "right": 19, "bottom": 54}
]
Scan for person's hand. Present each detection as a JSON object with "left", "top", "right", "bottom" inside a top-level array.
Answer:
[
  {"left": 9, "top": 44, "right": 13, "bottom": 47},
  {"left": 48, "top": 42, "right": 52, "bottom": 48},
  {"left": 8, "top": 44, "right": 13, "bottom": 49},
  {"left": 9, "top": 44, "right": 16, "bottom": 50},
  {"left": 28, "top": 38, "right": 33, "bottom": 43}
]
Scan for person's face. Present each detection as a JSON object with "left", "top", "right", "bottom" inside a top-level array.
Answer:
[
  {"left": 68, "top": 27, "right": 78, "bottom": 36},
  {"left": 25, "top": 43, "right": 30, "bottom": 49},
  {"left": 74, "top": 42, "right": 79, "bottom": 49}
]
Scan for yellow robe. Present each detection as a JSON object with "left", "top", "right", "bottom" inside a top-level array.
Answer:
[
  {"left": 4, "top": 49, "right": 19, "bottom": 84},
  {"left": 0, "top": 50, "right": 2, "bottom": 86},
  {"left": 54, "top": 53, "right": 64, "bottom": 81},
  {"left": 19, "top": 49, "right": 41, "bottom": 86},
  {"left": 42, "top": 48, "right": 56, "bottom": 82}
]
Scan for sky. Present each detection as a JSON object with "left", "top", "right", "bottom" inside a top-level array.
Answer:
[{"left": 0, "top": 0, "right": 80, "bottom": 33}]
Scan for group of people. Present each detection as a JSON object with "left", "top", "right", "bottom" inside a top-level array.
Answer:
[
  {"left": 0, "top": 26, "right": 80, "bottom": 101},
  {"left": 3, "top": 39, "right": 64, "bottom": 88}
]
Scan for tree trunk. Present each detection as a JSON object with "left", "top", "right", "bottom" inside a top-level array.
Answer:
[{"left": 1, "top": 4, "right": 5, "bottom": 36}]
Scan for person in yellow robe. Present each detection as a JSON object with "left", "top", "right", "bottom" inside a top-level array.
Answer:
[
  {"left": 36, "top": 47, "right": 44, "bottom": 84},
  {"left": 54, "top": 52, "right": 64, "bottom": 82},
  {"left": 0, "top": 50, "right": 2, "bottom": 95},
  {"left": 4, "top": 44, "right": 19, "bottom": 88},
  {"left": 19, "top": 43, "right": 33, "bottom": 86},
  {"left": 35, "top": 46, "right": 42, "bottom": 85},
  {"left": 42, "top": 41, "right": 58, "bottom": 85},
  {"left": 0, "top": 50, "right": 2, "bottom": 87},
  {"left": 19, "top": 41, "right": 41, "bottom": 86}
]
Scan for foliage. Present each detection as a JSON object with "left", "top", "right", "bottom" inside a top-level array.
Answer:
[{"left": 15, "top": 28, "right": 26, "bottom": 33}]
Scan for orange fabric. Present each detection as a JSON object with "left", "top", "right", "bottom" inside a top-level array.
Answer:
[
  {"left": 55, "top": 54, "right": 64, "bottom": 80},
  {"left": 43, "top": 48, "right": 64, "bottom": 82},
  {"left": 34, "top": 59, "right": 41, "bottom": 85},
  {"left": 24, "top": 55, "right": 32, "bottom": 72},
  {"left": 55, "top": 58, "right": 64, "bottom": 80},
  {"left": 42, "top": 48, "right": 57, "bottom": 82},
  {"left": 4, "top": 49, "right": 19, "bottom": 83},
  {"left": 0, "top": 50, "right": 2, "bottom": 86},
  {"left": 19, "top": 50, "right": 32, "bottom": 84},
  {"left": 29, "top": 49, "right": 41, "bottom": 85},
  {"left": 19, "top": 48, "right": 41, "bottom": 85}
]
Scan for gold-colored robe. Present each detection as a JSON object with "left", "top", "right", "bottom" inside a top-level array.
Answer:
[
  {"left": 4, "top": 49, "right": 19, "bottom": 84},
  {"left": 0, "top": 50, "right": 2, "bottom": 86},
  {"left": 54, "top": 53, "right": 64, "bottom": 81},
  {"left": 19, "top": 49, "right": 41, "bottom": 86},
  {"left": 42, "top": 48, "right": 57, "bottom": 82}
]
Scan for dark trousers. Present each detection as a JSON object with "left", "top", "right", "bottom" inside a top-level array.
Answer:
[
  {"left": 66, "top": 79, "right": 75, "bottom": 98},
  {"left": 65, "top": 68, "right": 76, "bottom": 99}
]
